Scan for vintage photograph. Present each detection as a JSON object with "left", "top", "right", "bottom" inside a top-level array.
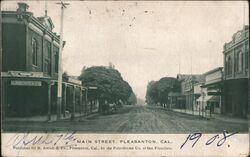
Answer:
[{"left": 1, "top": 0, "right": 249, "bottom": 135}]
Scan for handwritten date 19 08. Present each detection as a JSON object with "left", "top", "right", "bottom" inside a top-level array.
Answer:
[{"left": 180, "top": 130, "right": 238, "bottom": 149}]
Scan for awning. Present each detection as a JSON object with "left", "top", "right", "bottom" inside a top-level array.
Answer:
[{"left": 196, "top": 96, "right": 219, "bottom": 102}]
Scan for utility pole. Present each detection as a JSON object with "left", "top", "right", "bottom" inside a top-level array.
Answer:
[
  {"left": 190, "top": 50, "right": 194, "bottom": 115},
  {"left": 45, "top": 0, "right": 48, "bottom": 17},
  {"left": 56, "top": 0, "right": 69, "bottom": 120}
]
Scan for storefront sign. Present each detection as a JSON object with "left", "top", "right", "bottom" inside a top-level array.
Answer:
[
  {"left": 68, "top": 77, "right": 82, "bottom": 85},
  {"left": 11, "top": 80, "right": 42, "bottom": 86}
]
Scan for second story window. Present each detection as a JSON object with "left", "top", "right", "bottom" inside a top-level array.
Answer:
[
  {"left": 47, "top": 45, "right": 51, "bottom": 60},
  {"left": 54, "top": 51, "right": 58, "bottom": 73},
  {"left": 226, "top": 56, "right": 232, "bottom": 75},
  {"left": 32, "top": 38, "right": 38, "bottom": 66},
  {"left": 237, "top": 51, "right": 243, "bottom": 72}
]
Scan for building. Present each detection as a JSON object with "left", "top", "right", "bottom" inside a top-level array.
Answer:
[
  {"left": 195, "top": 67, "right": 223, "bottom": 115},
  {"left": 168, "top": 74, "right": 204, "bottom": 110},
  {"left": 177, "top": 74, "right": 205, "bottom": 111},
  {"left": 1, "top": 3, "right": 91, "bottom": 120},
  {"left": 223, "top": 25, "right": 249, "bottom": 118}
]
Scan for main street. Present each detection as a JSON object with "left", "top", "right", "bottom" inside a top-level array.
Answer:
[{"left": 2, "top": 105, "right": 247, "bottom": 133}]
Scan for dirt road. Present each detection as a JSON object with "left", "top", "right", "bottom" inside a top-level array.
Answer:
[{"left": 2, "top": 105, "right": 247, "bottom": 133}]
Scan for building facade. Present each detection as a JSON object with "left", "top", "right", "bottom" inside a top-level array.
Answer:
[
  {"left": 223, "top": 25, "right": 249, "bottom": 118},
  {"left": 179, "top": 74, "right": 205, "bottom": 111},
  {"left": 196, "top": 67, "right": 223, "bottom": 114},
  {"left": 1, "top": 3, "right": 93, "bottom": 120}
]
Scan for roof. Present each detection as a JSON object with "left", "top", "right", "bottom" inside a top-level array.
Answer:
[
  {"left": 2, "top": 3, "right": 60, "bottom": 43},
  {"left": 177, "top": 74, "right": 192, "bottom": 81},
  {"left": 203, "top": 67, "right": 223, "bottom": 76},
  {"left": 177, "top": 74, "right": 205, "bottom": 84}
]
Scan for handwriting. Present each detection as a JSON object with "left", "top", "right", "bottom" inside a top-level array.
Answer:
[
  {"left": 8, "top": 131, "right": 78, "bottom": 148},
  {"left": 180, "top": 130, "right": 238, "bottom": 149}
]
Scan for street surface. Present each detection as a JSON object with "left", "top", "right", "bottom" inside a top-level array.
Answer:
[{"left": 2, "top": 105, "right": 248, "bottom": 133}]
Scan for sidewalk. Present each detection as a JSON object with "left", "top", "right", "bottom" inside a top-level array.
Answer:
[
  {"left": 172, "top": 108, "right": 247, "bottom": 124},
  {"left": 3, "top": 112, "right": 97, "bottom": 122}
]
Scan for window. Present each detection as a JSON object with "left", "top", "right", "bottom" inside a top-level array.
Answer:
[
  {"left": 226, "top": 56, "right": 232, "bottom": 75},
  {"left": 241, "top": 51, "right": 244, "bottom": 71},
  {"left": 55, "top": 51, "right": 58, "bottom": 73},
  {"left": 32, "top": 38, "right": 37, "bottom": 66},
  {"left": 47, "top": 45, "right": 51, "bottom": 60},
  {"left": 47, "top": 45, "right": 51, "bottom": 75},
  {"left": 237, "top": 51, "right": 243, "bottom": 72}
]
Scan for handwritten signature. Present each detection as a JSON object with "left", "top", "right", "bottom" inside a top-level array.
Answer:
[
  {"left": 180, "top": 130, "right": 238, "bottom": 149},
  {"left": 7, "top": 131, "right": 78, "bottom": 148}
]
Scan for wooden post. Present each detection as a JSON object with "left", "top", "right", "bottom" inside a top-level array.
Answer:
[
  {"left": 63, "top": 84, "right": 67, "bottom": 117},
  {"left": 79, "top": 88, "right": 82, "bottom": 114},
  {"left": 85, "top": 89, "right": 88, "bottom": 115},
  {"left": 71, "top": 86, "right": 75, "bottom": 119},
  {"left": 47, "top": 82, "right": 52, "bottom": 121}
]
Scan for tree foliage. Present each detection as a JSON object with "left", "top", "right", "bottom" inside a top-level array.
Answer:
[
  {"left": 145, "top": 77, "right": 180, "bottom": 106},
  {"left": 78, "top": 66, "right": 132, "bottom": 103},
  {"left": 128, "top": 92, "right": 137, "bottom": 105}
]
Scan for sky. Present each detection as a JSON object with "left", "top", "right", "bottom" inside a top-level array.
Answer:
[{"left": 2, "top": 0, "right": 249, "bottom": 100}]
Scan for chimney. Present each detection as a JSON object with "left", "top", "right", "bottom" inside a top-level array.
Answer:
[{"left": 17, "top": 3, "right": 29, "bottom": 12}]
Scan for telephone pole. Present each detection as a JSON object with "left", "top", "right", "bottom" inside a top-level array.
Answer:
[{"left": 56, "top": 0, "right": 69, "bottom": 120}]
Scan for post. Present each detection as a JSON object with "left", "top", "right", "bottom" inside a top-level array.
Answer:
[
  {"left": 85, "top": 88, "right": 88, "bottom": 115},
  {"left": 56, "top": 1, "right": 69, "bottom": 120},
  {"left": 79, "top": 88, "right": 82, "bottom": 114},
  {"left": 199, "top": 101, "right": 201, "bottom": 116},
  {"left": 71, "top": 86, "right": 76, "bottom": 119},
  {"left": 63, "top": 84, "right": 67, "bottom": 117},
  {"left": 210, "top": 104, "right": 212, "bottom": 118},
  {"left": 192, "top": 94, "right": 194, "bottom": 115},
  {"left": 47, "top": 82, "right": 52, "bottom": 121}
]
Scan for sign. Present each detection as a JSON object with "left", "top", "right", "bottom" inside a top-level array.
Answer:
[
  {"left": 2, "top": 71, "right": 44, "bottom": 78},
  {"left": 11, "top": 80, "right": 42, "bottom": 86},
  {"left": 68, "top": 77, "right": 81, "bottom": 85}
]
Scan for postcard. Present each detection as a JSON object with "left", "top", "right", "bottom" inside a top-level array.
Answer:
[{"left": 1, "top": 0, "right": 249, "bottom": 156}]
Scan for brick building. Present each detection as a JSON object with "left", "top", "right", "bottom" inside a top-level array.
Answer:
[
  {"left": 223, "top": 25, "right": 249, "bottom": 118},
  {"left": 1, "top": 3, "right": 91, "bottom": 120}
]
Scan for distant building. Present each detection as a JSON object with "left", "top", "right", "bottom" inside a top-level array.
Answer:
[
  {"left": 1, "top": 3, "right": 89, "bottom": 120},
  {"left": 178, "top": 74, "right": 205, "bottom": 110},
  {"left": 169, "top": 74, "right": 205, "bottom": 110},
  {"left": 223, "top": 25, "right": 249, "bottom": 117},
  {"left": 197, "top": 67, "right": 223, "bottom": 114}
]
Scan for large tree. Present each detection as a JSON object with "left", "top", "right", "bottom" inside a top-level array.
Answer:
[
  {"left": 128, "top": 92, "right": 137, "bottom": 105},
  {"left": 145, "top": 77, "right": 180, "bottom": 106},
  {"left": 78, "top": 66, "right": 133, "bottom": 105}
]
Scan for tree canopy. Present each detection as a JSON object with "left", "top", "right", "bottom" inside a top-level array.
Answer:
[
  {"left": 78, "top": 66, "right": 133, "bottom": 103},
  {"left": 145, "top": 77, "right": 180, "bottom": 106},
  {"left": 128, "top": 92, "right": 137, "bottom": 105}
]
